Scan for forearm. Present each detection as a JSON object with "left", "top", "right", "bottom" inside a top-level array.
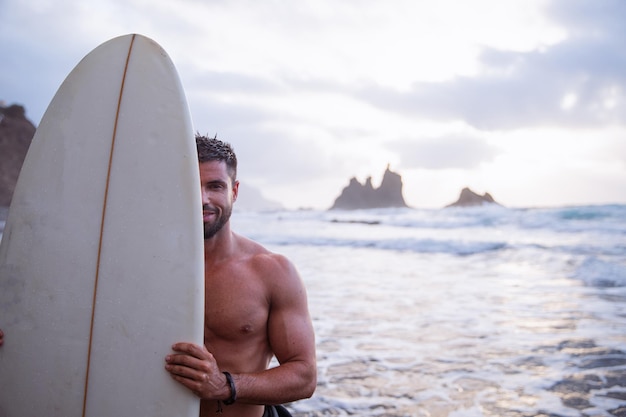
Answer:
[{"left": 229, "top": 360, "right": 316, "bottom": 405}]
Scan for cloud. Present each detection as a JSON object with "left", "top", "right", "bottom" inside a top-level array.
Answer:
[
  {"left": 390, "top": 135, "right": 498, "bottom": 170},
  {"left": 548, "top": 0, "right": 626, "bottom": 37},
  {"left": 357, "top": 0, "right": 626, "bottom": 130},
  {"left": 213, "top": 125, "right": 332, "bottom": 184},
  {"left": 0, "top": 2, "right": 135, "bottom": 123},
  {"left": 2, "top": 0, "right": 625, "bottom": 208}
]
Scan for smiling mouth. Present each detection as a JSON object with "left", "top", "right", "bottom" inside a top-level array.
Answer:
[{"left": 203, "top": 207, "right": 218, "bottom": 221}]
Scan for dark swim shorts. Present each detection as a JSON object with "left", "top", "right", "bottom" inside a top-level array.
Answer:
[{"left": 263, "top": 404, "right": 293, "bottom": 417}]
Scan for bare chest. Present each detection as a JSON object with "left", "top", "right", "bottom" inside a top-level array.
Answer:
[{"left": 203, "top": 267, "right": 270, "bottom": 342}]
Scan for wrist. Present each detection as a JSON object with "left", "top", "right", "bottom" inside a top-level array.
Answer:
[{"left": 222, "top": 371, "right": 237, "bottom": 405}]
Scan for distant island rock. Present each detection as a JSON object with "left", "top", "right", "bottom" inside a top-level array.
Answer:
[
  {"left": 446, "top": 187, "right": 500, "bottom": 207},
  {"left": 0, "top": 103, "right": 36, "bottom": 208},
  {"left": 330, "top": 165, "right": 408, "bottom": 210}
]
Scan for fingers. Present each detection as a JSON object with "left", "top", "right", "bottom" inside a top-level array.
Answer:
[
  {"left": 165, "top": 343, "right": 227, "bottom": 400},
  {"left": 165, "top": 355, "right": 208, "bottom": 397},
  {"left": 168, "top": 371, "right": 207, "bottom": 398},
  {"left": 165, "top": 343, "right": 213, "bottom": 373},
  {"left": 165, "top": 357, "right": 208, "bottom": 387},
  {"left": 165, "top": 343, "right": 215, "bottom": 387},
  {"left": 165, "top": 360, "right": 201, "bottom": 379},
  {"left": 170, "top": 342, "right": 209, "bottom": 359}
]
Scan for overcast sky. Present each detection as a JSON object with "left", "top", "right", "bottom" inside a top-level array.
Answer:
[{"left": 2, "top": 0, "right": 625, "bottom": 209}]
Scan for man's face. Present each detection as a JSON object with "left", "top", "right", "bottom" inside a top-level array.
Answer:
[{"left": 199, "top": 160, "right": 238, "bottom": 240}]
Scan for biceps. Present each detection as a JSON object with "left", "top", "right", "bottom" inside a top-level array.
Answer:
[{"left": 268, "top": 303, "right": 315, "bottom": 364}]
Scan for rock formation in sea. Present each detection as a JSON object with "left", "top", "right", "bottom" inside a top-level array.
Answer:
[
  {"left": 446, "top": 187, "right": 500, "bottom": 207},
  {"left": 330, "top": 165, "right": 408, "bottom": 210},
  {"left": 0, "top": 103, "right": 36, "bottom": 207}
]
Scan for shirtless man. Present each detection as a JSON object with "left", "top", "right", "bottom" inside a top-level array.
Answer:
[
  {"left": 164, "top": 135, "right": 317, "bottom": 417},
  {"left": 0, "top": 135, "right": 316, "bottom": 417}
]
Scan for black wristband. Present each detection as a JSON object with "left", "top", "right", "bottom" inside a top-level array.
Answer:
[{"left": 222, "top": 371, "right": 237, "bottom": 405}]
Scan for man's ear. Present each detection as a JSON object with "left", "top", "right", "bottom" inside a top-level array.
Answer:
[{"left": 232, "top": 180, "right": 240, "bottom": 202}]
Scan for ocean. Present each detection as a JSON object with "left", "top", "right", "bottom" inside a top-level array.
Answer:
[
  {"left": 2, "top": 204, "right": 625, "bottom": 416},
  {"left": 232, "top": 204, "right": 626, "bottom": 417}
]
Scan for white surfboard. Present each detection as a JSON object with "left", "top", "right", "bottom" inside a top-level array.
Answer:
[{"left": 0, "top": 34, "right": 204, "bottom": 417}]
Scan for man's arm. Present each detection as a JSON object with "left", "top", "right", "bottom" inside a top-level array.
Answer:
[{"left": 232, "top": 254, "right": 317, "bottom": 404}]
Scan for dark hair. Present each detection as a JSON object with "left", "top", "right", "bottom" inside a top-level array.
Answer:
[{"left": 195, "top": 133, "right": 237, "bottom": 182}]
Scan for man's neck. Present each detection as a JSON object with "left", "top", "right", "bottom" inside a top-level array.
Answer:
[{"left": 203, "top": 223, "right": 236, "bottom": 264}]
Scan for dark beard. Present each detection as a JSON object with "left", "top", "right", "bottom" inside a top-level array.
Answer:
[{"left": 203, "top": 204, "right": 232, "bottom": 240}]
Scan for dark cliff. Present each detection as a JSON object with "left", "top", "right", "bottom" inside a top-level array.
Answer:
[
  {"left": 446, "top": 187, "right": 500, "bottom": 207},
  {"left": 0, "top": 104, "right": 36, "bottom": 207},
  {"left": 330, "top": 165, "right": 408, "bottom": 210}
]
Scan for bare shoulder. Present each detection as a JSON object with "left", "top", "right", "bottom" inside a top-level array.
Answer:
[{"left": 234, "top": 233, "right": 303, "bottom": 291}]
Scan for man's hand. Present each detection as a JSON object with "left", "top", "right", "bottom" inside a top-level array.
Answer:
[{"left": 165, "top": 343, "right": 229, "bottom": 400}]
